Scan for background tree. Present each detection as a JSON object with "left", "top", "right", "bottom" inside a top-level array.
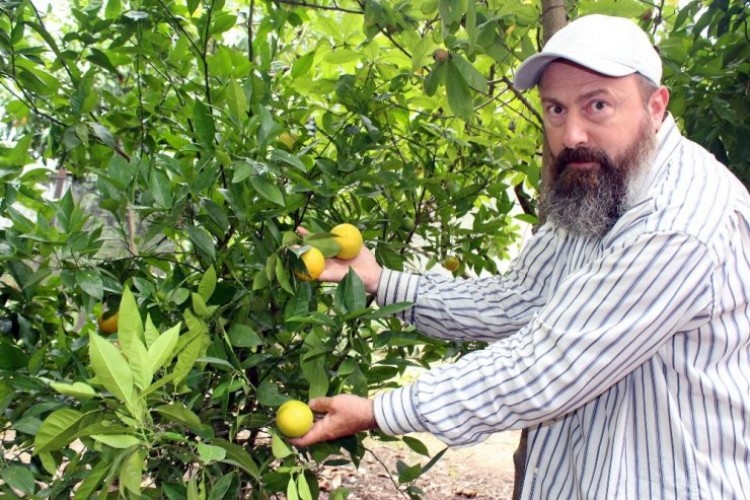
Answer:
[{"left": 0, "top": 0, "right": 747, "bottom": 498}]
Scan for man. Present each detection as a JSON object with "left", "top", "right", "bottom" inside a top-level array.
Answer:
[{"left": 292, "top": 14, "right": 750, "bottom": 499}]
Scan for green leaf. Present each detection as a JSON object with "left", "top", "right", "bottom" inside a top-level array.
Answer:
[
  {"left": 439, "top": 0, "right": 467, "bottom": 27},
  {"left": 0, "top": 465, "right": 36, "bottom": 495},
  {"left": 227, "top": 323, "right": 263, "bottom": 348},
  {"left": 257, "top": 380, "right": 286, "bottom": 406},
  {"left": 193, "top": 100, "right": 216, "bottom": 150},
  {"left": 154, "top": 403, "right": 202, "bottom": 430},
  {"left": 0, "top": 341, "right": 28, "bottom": 371},
  {"left": 144, "top": 314, "right": 160, "bottom": 348},
  {"left": 208, "top": 473, "right": 237, "bottom": 500},
  {"left": 74, "top": 460, "right": 111, "bottom": 499},
  {"left": 211, "top": 13, "right": 237, "bottom": 35},
  {"left": 364, "top": 301, "right": 413, "bottom": 319},
  {"left": 120, "top": 448, "right": 145, "bottom": 495},
  {"left": 225, "top": 80, "right": 247, "bottom": 122},
  {"left": 396, "top": 459, "right": 423, "bottom": 483},
  {"left": 421, "top": 445, "right": 449, "bottom": 475},
  {"left": 302, "top": 333, "right": 330, "bottom": 399},
  {"left": 424, "top": 61, "right": 447, "bottom": 96},
  {"left": 0, "top": 134, "right": 32, "bottom": 167},
  {"left": 186, "top": 225, "right": 217, "bottom": 262},
  {"left": 451, "top": 53, "right": 488, "bottom": 93},
  {"left": 334, "top": 268, "right": 367, "bottom": 314},
  {"left": 301, "top": 354, "right": 329, "bottom": 400},
  {"left": 104, "top": 0, "right": 122, "bottom": 19},
  {"left": 402, "top": 435, "right": 430, "bottom": 456},
  {"left": 298, "top": 473, "right": 313, "bottom": 500},
  {"left": 213, "top": 439, "right": 261, "bottom": 480},
  {"left": 445, "top": 59, "right": 474, "bottom": 122},
  {"left": 272, "top": 432, "right": 293, "bottom": 458},
  {"left": 76, "top": 268, "right": 103, "bottom": 300},
  {"left": 287, "top": 476, "right": 300, "bottom": 500},
  {"left": 89, "top": 333, "right": 135, "bottom": 407},
  {"left": 197, "top": 443, "right": 226, "bottom": 464},
  {"left": 250, "top": 176, "right": 285, "bottom": 206},
  {"left": 270, "top": 149, "right": 307, "bottom": 172},
  {"left": 128, "top": 337, "right": 152, "bottom": 390},
  {"left": 192, "top": 292, "right": 209, "bottom": 317},
  {"left": 466, "top": 0, "right": 477, "bottom": 50},
  {"left": 91, "top": 434, "right": 140, "bottom": 449},
  {"left": 118, "top": 287, "right": 144, "bottom": 357},
  {"left": 275, "top": 257, "right": 294, "bottom": 294},
  {"left": 49, "top": 381, "right": 97, "bottom": 400},
  {"left": 86, "top": 48, "right": 119, "bottom": 74},
  {"left": 172, "top": 331, "right": 206, "bottom": 389},
  {"left": 147, "top": 323, "right": 180, "bottom": 374},
  {"left": 198, "top": 265, "right": 217, "bottom": 302},
  {"left": 34, "top": 408, "right": 85, "bottom": 454},
  {"left": 291, "top": 51, "right": 315, "bottom": 79}
]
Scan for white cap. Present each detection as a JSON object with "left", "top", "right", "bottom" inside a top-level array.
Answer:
[{"left": 514, "top": 14, "right": 662, "bottom": 90}]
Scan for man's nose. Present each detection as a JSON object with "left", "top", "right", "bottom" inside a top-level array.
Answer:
[{"left": 562, "top": 113, "right": 589, "bottom": 150}]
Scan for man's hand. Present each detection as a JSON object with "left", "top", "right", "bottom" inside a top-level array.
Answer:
[
  {"left": 296, "top": 227, "right": 382, "bottom": 294},
  {"left": 289, "top": 395, "right": 378, "bottom": 447}
]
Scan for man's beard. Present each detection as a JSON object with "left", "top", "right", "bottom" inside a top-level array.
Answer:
[{"left": 538, "top": 120, "right": 656, "bottom": 238}]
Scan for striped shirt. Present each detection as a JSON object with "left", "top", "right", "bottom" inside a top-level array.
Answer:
[{"left": 373, "top": 115, "right": 750, "bottom": 499}]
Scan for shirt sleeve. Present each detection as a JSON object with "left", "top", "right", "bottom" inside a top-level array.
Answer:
[
  {"left": 374, "top": 230, "right": 715, "bottom": 445},
  {"left": 375, "top": 226, "right": 558, "bottom": 342}
]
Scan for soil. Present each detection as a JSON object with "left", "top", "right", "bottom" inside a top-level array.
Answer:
[{"left": 317, "top": 431, "right": 520, "bottom": 499}]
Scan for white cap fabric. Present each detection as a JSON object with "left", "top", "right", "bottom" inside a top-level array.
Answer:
[{"left": 514, "top": 14, "right": 662, "bottom": 90}]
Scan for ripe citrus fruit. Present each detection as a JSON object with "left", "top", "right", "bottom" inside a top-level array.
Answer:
[
  {"left": 331, "top": 223, "right": 363, "bottom": 260},
  {"left": 97, "top": 311, "right": 119, "bottom": 334},
  {"left": 295, "top": 247, "right": 325, "bottom": 281},
  {"left": 278, "top": 131, "right": 297, "bottom": 149},
  {"left": 275, "top": 400, "right": 314, "bottom": 438},
  {"left": 443, "top": 256, "right": 460, "bottom": 272}
]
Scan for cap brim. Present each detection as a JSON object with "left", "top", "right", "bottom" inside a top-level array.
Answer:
[{"left": 514, "top": 52, "right": 637, "bottom": 90}]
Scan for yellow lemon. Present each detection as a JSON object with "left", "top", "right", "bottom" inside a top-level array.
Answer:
[
  {"left": 275, "top": 400, "right": 313, "bottom": 438},
  {"left": 278, "top": 132, "right": 297, "bottom": 149},
  {"left": 295, "top": 247, "right": 325, "bottom": 281},
  {"left": 97, "top": 311, "right": 119, "bottom": 334},
  {"left": 443, "top": 256, "right": 460, "bottom": 272},
  {"left": 331, "top": 223, "right": 363, "bottom": 260}
]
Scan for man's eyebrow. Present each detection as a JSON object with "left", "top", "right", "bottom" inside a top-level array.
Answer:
[
  {"left": 577, "top": 88, "right": 612, "bottom": 102},
  {"left": 541, "top": 88, "right": 613, "bottom": 105}
]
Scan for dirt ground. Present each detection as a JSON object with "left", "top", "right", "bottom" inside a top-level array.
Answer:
[{"left": 317, "top": 431, "right": 520, "bottom": 499}]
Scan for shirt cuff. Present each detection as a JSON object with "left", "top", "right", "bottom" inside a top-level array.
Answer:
[
  {"left": 376, "top": 270, "right": 421, "bottom": 321},
  {"left": 373, "top": 385, "right": 426, "bottom": 436}
]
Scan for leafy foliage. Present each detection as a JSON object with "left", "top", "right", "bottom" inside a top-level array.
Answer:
[{"left": 0, "top": 0, "right": 746, "bottom": 497}]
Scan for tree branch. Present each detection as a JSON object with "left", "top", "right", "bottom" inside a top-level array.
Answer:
[{"left": 271, "top": 0, "right": 363, "bottom": 14}]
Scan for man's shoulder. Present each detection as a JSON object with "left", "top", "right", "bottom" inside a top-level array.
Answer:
[{"left": 614, "top": 137, "right": 749, "bottom": 248}]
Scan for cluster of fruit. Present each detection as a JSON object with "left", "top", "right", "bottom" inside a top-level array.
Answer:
[{"left": 296, "top": 223, "right": 363, "bottom": 281}]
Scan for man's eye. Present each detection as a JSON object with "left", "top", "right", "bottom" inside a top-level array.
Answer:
[
  {"left": 592, "top": 101, "right": 607, "bottom": 111},
  {"left": 547, "top": 104, "right": 564, "bottom": 115}
]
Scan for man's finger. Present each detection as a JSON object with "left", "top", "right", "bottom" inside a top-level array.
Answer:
[{"left": 308, "top": 397, "right": 332, "bottom": 413}]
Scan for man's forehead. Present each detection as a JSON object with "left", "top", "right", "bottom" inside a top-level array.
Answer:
[{"left": 539, "top": 61, "right": 636, "bottom": 96}]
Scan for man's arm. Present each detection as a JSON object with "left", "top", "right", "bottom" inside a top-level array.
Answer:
[
  {"left": 295, "top": 231, "right": 714, "bottom": 448},
  {"left": 375, "top": 231, "right": 714, "bottom": 445},
  {"left": 375, "top": 225, "right": 559, "bottom": 342}
]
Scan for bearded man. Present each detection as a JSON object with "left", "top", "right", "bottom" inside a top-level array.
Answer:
[{"left": 288, "top": 15, "right": 750, "bottom": 499}]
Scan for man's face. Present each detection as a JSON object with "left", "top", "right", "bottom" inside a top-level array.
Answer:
[{"left": 537, "top": 61, "right": 668, "bottom": 237}]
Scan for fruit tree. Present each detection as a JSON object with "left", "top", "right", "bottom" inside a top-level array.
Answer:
[{"left": 0, "top": 0, "right": 746, "bottom": 498}]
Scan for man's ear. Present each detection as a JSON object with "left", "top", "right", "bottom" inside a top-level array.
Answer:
[{"left": 649, "top": 86, "right": 670, "bottom": 130}]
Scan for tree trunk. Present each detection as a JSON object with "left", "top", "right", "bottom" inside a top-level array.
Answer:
[{"left": 512, "top": 6, "right": 567, "bottom": 499}]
